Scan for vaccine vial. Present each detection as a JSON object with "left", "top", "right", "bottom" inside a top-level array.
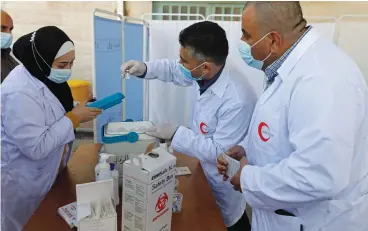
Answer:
[{"left": 124, "top": 70, "right": 131, "bottom": 79}]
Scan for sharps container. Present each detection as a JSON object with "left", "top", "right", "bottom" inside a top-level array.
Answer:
[{"left": 67, "top": 80, "right": 90, "bottom": 103}]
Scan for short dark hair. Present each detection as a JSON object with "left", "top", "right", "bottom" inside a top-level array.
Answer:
[
  {"left": 179, "top": 21, "right": 228, "bottom": 65},
  {"left": 244, "top": 1, "right": 306, "bottom": 35}
]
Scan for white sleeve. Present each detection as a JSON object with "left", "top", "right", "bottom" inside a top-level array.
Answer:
[
  {"left": 171, "top": 100, "right": 254, "bottom": 163},
  {"left": 144, "top": 59, "right": 193, "bottom": 87},
  {"left": 240, "top": 76, "right": 361, "bottom": 210},
  {"left": 2, "top": 92, "right": 75, "bottom": 161}
]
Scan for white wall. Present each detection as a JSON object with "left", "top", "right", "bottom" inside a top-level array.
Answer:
[{"left": 2, "top": 1, "right": 117, "bottom": 82}]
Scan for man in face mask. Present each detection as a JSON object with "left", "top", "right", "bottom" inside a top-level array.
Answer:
[
  {"left": 218, "top": 2, "right": 368, "bottom": 231},
  {"left": 1, "top": 10, "right": 18, "bottom": 83},
  {"left": 237, "top": 1, "right": 309, "bottom": 87},
  {"left": 122, "top": 21, "right": 256, "bottom": 231}
]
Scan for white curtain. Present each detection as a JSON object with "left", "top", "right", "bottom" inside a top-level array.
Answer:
[{"left": 147, "top": 20, "right": 201, "bottom": 127}]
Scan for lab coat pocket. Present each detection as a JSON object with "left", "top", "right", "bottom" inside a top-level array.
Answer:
[{"left": 269, "top": 212, "right": 303, "bottom": 231}]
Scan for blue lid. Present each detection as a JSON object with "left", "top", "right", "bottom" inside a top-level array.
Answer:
[
  {"left": 87, "top": 92, "right": 125, "bottom": 110},
  {"left": 109, "top": 163, "right": 115, "bottom": 171}
]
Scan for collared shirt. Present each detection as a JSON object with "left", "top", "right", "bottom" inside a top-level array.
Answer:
[
  {"left": 198, "top": 64, "right": 225, "bottom": 95},
  {"left": 264, "top": 26, "right": 312, "bottom": 87}
]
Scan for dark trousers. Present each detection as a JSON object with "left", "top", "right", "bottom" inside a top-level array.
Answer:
[{"left": 227, "top": 211, "right": 251, "bottom": 231}]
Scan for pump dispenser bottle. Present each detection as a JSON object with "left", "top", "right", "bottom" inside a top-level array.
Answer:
[{"left": 96, "top": 154, "right": 113, "bottom": 181}]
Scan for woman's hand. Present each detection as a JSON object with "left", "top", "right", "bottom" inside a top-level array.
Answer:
[{"left": 71, "top": 102, "right": 102, "bottom": 123}]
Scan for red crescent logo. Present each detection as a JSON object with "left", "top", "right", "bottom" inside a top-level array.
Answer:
[
  {"left": 258, "top": 122, "right": 270, "bottom": 142},
  {"left": 200, "top": 122, "right": 209, "bottom": 134}
]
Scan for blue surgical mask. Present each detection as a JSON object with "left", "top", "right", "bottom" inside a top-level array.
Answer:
[
  {"left": 48, "top": 68, "right": 72, "bottom": 84},
  {"left": 179, "top": 63, "right": 205, "bottom": 81},
  {"left": 30, "top": 32, "right": 74, "bottom": 84},
  {"left": 238, "top": 32, "right": 272, "bottom": 70},
  {"left": 1, "top": 32, "right": 13, "bottom": 49}
]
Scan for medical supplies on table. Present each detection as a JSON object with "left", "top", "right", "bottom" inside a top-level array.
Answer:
[
  {"left": 122, "top": 146, "right": 176, "bottom": 231},
  {"left": 174, "top": 179, "right": 179, "bottom": 193},
  {"left": 76, "top": 179, "right": 117, "bottom": 231},
  {"left": 102, "top": 121, "right": 159, "bottom": 185},
  {"left": 95, "top": 153, "right": 119, "bottom": 206},
  {"left": 58, "top": 202, "right": 78, "bottom": 228},
  {"left": 172, "top": 193, "right": 183, "bottom": 213}
]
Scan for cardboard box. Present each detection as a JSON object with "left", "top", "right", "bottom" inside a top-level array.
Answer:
[
  {"left": 122, "top": 146, "right": 177, "bottom": 231},
  {"left": 76, "top": 179, "right": 117, "bottom": 231},
  {"left": 102, "top": 121, "right": 159, "bottom": 184}
]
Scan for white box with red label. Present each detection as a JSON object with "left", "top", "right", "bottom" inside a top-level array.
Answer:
[{"left": 122, "top": 146, "right": 176, "bottom": 231}]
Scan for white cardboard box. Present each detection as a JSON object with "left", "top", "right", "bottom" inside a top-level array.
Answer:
[
  {"left": 122, "top": 146, "right": 177, "bottom": 231},
  {"left": 76, "top": 179, "right": 117, "bottom": 231},
  {"left": 102, "top": 121, "right": 159, "bottom": 184}
]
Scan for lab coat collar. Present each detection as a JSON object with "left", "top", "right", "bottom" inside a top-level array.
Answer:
[
  {"left": 22, "top": 65, "right": 66, "bottom": 112},
  {"left": 277, "top": 28, "right": 321, "bottom": 80},
  {"left": 22, "top": 65, "right": 48, "bottom": 95},
  {"left": 205, "top": 64, "right": 230, "bottom": 99}
]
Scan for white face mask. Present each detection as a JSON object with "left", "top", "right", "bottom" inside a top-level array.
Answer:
[{"left": 1, "top": 32, "right": 13, "bottom": 49}]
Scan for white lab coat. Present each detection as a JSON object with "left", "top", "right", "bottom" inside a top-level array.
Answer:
[
  {"left": 144, "top": 60, "right": 257, "bottom": 227},
  {"left": 239, "top": 28, "right": 368, "bottom": 230},
  {"left": 1, "top": 65, "right": 75, "bottom": 231}
]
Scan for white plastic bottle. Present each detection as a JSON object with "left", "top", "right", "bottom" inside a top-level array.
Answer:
[
  {"left": 95, "top": 158, "right": 103, "bottom": 180},
  {"left": 110, "top": 163, "right": 119, "bottom": 206},
  {"left": 95, "top": 153, "right": 115, "bottom": 180},
  {"left": 96, "top": 154, "right": 112, "bottom": 181},
  {"left": 95, "top": 153, "right": 119, "bottom": 206}
]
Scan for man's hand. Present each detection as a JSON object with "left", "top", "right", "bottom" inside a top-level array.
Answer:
[
  {"left": 217, "top": 155, "right": 229, "bottom": 181},
  {"left": 226, "top": 145, "right": 246, "bottom": 161},
  {"left": 217, "top": 145, "right": 247, "bottom": 181},
  {"left": 145, "top": 123, "right": 179, "bottom": 141},
  {"left": 230, "top": 157, "right": 248, "bottom": 192},
  {"left": 121, "top": 60, "right": 146, "bottom": 77}
]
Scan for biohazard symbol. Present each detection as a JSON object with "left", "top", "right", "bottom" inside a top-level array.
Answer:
[{"left": 155, "top": 192, "right": 169, "bottom": 213}]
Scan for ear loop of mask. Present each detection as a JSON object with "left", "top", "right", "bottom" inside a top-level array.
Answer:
[
  {"left": 190, "top": 62, "right": 207, "bottom": 72},
  {"left": 251, "top": 32, "right": 273, "bottom": 62},
  {"left": 190, "top": 62, "right": 208, "bottom": 78}
]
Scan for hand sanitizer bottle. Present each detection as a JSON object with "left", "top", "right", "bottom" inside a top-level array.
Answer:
[{"left": 96, "top": 154, "right": 113, "bottom": 181}]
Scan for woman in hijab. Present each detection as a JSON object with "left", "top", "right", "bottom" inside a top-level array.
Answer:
[{"left": 1, "top": 26, "right": 102, "bottom": 230}]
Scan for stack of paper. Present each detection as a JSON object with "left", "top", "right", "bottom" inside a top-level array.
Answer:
[{"left": 57, "top": 202, "right": 78, "bottom": 228}]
